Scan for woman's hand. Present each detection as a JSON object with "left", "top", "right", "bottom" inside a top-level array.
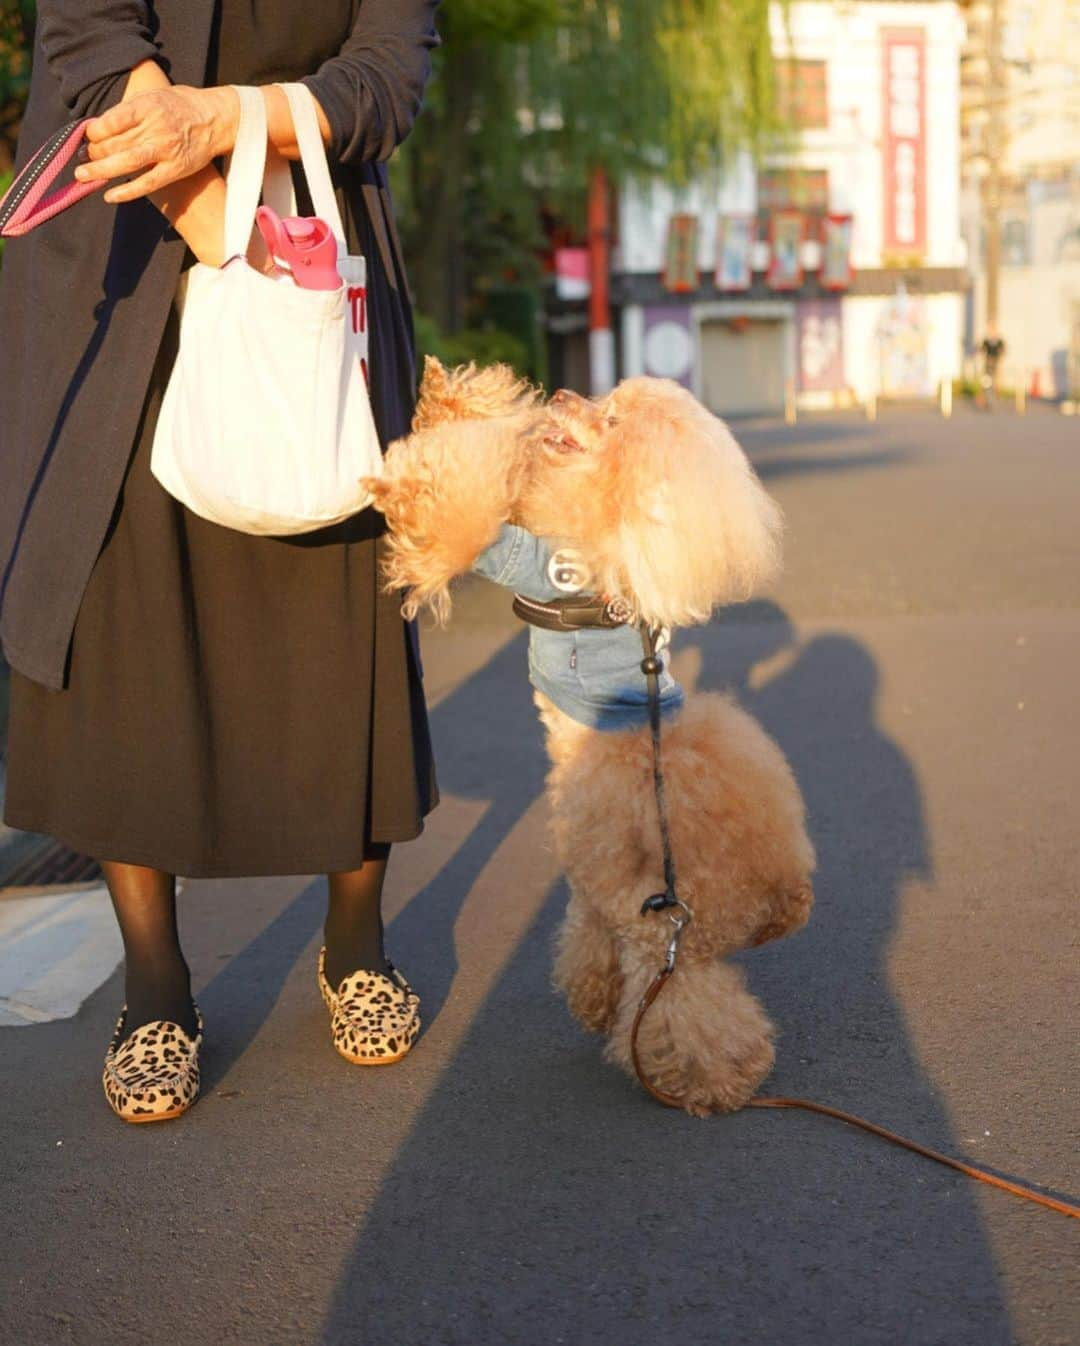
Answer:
[{"left": 75, "top": 85, "right": 240, "bottom": 205}]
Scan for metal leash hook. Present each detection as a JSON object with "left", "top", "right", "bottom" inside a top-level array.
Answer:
[{"left": 640, "top": 892, "right": 693, "bottom": 974}]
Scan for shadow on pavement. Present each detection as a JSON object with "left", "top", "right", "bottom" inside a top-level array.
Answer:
[
  {"left": 190, "top": 629, "right": 543, "bottom": 1089},
  {"left": 385, "top": 630, "right": 547, "bottom": 1027},
  {"left": 752, "top": 446, "right": 915, "bottom": 482},
  {"left": 194, "top": 878, "right": 328, "bottom": 1092},
  {"left": 318, "top": 603, "right": 1013, "bottom": 1346}
]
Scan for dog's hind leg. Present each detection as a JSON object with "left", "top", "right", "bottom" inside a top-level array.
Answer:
[
  {"left": 606, "top": 948, "right": 775, "bottom": 1115},
  {"left": 552, "top": 895, "right": 623, "bottom": 1035}
]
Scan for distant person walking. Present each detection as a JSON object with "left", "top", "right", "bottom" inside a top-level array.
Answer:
[
  {"left": 978, "top": 323, "right": 1006, "bottom": 410},
  {"left": 0, "top": 1, "right": 440, "bottom": 1123}
]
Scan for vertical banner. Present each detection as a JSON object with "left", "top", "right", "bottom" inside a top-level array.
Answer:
[
  {"left": 797, "top": 297, "right": 844, "bottom": 391},
  {"left": 882, "top": 28, "right": 927, "bottom": 258},
  {"left": 715, "top": 215, "right": 754, "bottom": 291},
  {"left": 821, "top": 213, "right": 854, "bottom": 289},
  {"left": 663, "top": 214, "right": 700, "bottom": 293},
  {"left": 768, "top": 210, "right": 805, "bottom": 290}
]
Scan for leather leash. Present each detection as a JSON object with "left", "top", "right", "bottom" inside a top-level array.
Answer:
[{"left": 631, "top": 625, "right": 1080, "bottom": 1221}]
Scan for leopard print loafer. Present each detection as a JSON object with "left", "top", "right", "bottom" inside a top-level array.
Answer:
[
  {"left": 317, "top": 946, "right": 421, "bottom": 1066},
  {"left": 102, "top": 1007, "right": 203, "bottom": 1123}
]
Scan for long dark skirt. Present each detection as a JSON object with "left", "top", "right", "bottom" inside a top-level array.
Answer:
[{"left": 4, "top": 309, "right": 437, "bottom": 877}]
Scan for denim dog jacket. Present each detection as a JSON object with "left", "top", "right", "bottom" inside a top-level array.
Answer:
[{"left": 473, "top": 523, "right": 683, "bottom": 733}]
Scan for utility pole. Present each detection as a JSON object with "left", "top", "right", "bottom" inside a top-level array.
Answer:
[
  {"left": 984, "top": 0, "right": 1005, "bottom": 329},
  {"left": 587, "top": 166, "right": 616, "bottom": 395}
]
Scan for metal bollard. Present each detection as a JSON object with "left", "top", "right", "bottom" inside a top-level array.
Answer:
[
  {"left": 866, "top": 390, "right": 878, "bottom": 422},
  {"left": 940, "top": 378, "right": 953, "bottom": 419},
  {"left": 784, "top": 381, "right": 797, "bottom": 426}
]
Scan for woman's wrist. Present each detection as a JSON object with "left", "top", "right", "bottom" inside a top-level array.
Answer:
[
  {"left": 262, "top": 83, "right": 333, "bottom": 160},
  {"left": 203, "top": 84, "right": 241, "bottom": 159},
  {"left": 152, "top": 163, "right": 227, "bottom": 267}
]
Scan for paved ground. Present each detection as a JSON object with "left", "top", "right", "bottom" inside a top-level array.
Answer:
[{"left": 1, "top": 404, "right": 1077, "bottom": 1346}]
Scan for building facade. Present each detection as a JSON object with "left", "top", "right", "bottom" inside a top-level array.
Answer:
[
  {"left": 961, "top": 0, "right": 1080, "bottom": 397},
  {"left": 608, "top": 1, "right": 967, "bottom": 416}
]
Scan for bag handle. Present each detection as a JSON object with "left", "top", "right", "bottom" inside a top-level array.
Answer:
[
  {"left": 261, "top": 83, "right": 347, "bottom": 247},
  {"left": 223, "top": 84, "right": 270, "bottom": 261}
]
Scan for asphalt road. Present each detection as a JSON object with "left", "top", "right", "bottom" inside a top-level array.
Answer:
[{"left": 1, "top": 404, "right": 1078, "bottom": 1346}]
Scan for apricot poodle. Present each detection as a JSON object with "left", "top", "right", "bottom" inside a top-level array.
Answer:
[{"left": 367, "top": 358, "right": 815, "bottom": 1115}]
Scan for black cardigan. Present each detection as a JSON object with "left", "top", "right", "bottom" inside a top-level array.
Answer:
[{"left": 0, "top": 0, "right": 439, "bottom": 689}]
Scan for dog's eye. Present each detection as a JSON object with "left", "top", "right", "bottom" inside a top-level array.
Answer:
[{"left": 605, "top": 415, "right": 619, "bottom": 427}]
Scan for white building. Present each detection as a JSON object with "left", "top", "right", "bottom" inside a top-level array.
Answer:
[
  {"left": 961, "top": 0, "right": 1080, "bottom": 397},
  {"left": 611, "top": 0, "right": 968, "bottom": 416}
]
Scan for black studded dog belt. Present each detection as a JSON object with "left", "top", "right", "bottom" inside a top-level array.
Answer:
[{"left": 511, "top": 592, "right": 635, "bottom": 632}]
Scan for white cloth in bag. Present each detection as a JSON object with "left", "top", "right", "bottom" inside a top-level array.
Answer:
[{"left": 151, "top": 83, "right": 382, "bottom": 536}]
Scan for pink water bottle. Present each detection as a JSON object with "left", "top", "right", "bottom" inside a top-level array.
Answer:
[{"left": 255, "top": 206, "right": 340, "bottom": 291}]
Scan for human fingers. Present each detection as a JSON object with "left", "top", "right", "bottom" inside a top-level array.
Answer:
[
  {"left": 83, "top": 98, "right": 142, "bottom": 144},
  {"left": 84, "top": 123, "right": 145, "bottom": 162},
  {"left": 76, "top": 88, "right": 228, "bottom": 195},
  {"left": 76, "top": 140, "right": 162, "bottom": 187},
  {"left": 102, "top": 161, "right": 188, "bottom": 205}
]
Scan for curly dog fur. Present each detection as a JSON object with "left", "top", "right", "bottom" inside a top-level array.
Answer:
[{"left": 368, "top": 359, "right": 815, "bottom": 1114}]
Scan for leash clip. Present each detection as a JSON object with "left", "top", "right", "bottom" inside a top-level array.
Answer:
[{"left": 641, "top": 893, "right": 693, "bottom": 972}]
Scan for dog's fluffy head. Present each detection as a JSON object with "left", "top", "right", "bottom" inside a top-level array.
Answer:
[
  {"left": 517, "top": 378, "right": 782, "bottom": 628},
  {"left": 367, "top": 358, "right": 542, "bottom": 623}
]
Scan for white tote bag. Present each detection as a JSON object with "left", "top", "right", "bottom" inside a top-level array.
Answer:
[{"left": 151, "top": 83, "right": 382, "bottom": 536}]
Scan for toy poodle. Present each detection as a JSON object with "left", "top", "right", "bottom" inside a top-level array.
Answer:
[{"left": 367, "top": 358, "right": 815, "bottom": 1115}]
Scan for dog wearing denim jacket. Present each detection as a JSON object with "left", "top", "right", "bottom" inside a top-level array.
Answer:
[{"left": 367, "top": 358, "right": 815, "bottom": 1115}]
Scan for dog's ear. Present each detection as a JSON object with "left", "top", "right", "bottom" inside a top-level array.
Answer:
[
  {"left": 419, "top": 355, "right": 450, "bottom": 400},
  {"left": 414, "top": 356, "right": 455, "bottom": 430},
  {"left": 595, "top": 387, "right": 783, "bottom": 627}
]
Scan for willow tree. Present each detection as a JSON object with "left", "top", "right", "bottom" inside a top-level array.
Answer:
[
  {"left": 393, "top": 0, "right": 783, "bottom": 333},
  {"left": 0, "top": 0, "right": 35, "bottom": 175}
]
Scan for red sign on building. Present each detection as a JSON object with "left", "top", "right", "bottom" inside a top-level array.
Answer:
[{"left": 882, "top": 28, "right": 927, "bottom": 258}]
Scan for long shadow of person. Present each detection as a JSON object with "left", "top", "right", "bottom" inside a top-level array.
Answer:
[
  {"left": 192, "top": 627, "right": 545, "bottom": 1089},
  {"left": 381, "top": 629, "right": 547, "bottom": 1023},
  {"left": 693, "top": 604, "right": 934, "bottom": 1109},
  {"left": 318, "top": 602, "right": 1013, "bottom": 1346}
]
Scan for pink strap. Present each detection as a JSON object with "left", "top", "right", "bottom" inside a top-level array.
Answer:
[{"left": 0, "top": 120, "right": 104, "bottom": 238}]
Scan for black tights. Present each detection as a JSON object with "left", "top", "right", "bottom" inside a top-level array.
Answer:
[
  {"left": 102, "top": 862, "right": 197, "bottom": 1038},
  {"left": 323, "top": 846, "right": 392, "bottom": 988},
  {"left": 102, "top": 847, "right": 391, "bottom": 1036}
]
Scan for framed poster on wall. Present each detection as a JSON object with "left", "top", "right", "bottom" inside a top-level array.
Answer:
[
  {"left": 663, "top": 213, "right": 700, "bottom": 293},
  {"left": 767, "top": 210, "right": 805, "bottom": 290},
  {"left": 821, "top": 213, "right": 854, "bottom": 289},
  {"left": 797, "top": 297, "right": 844, "bottom": 391},
  {"left": 715, "top": 214, "right": 754, "bottom": 291}
]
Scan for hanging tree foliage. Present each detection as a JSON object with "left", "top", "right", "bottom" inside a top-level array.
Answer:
[
  {"left": 0, "top": 0, "right": 35, "bottom": 174},
  {"left": 394, "top": 0, "right": 785, "bottom": 332}
]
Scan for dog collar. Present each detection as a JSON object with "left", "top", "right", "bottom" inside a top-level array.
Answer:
[{"left": 512, "top": 592, "right": 635, "bottom": 632}]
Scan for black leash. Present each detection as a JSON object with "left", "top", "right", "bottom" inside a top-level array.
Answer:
[{"left": 637, "top": 623, "right": 686, "bottom": 920}]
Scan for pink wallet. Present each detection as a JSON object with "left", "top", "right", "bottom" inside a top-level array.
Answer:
[{"left": 0, "top": 119, "right": 104, "bottom": 237}]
